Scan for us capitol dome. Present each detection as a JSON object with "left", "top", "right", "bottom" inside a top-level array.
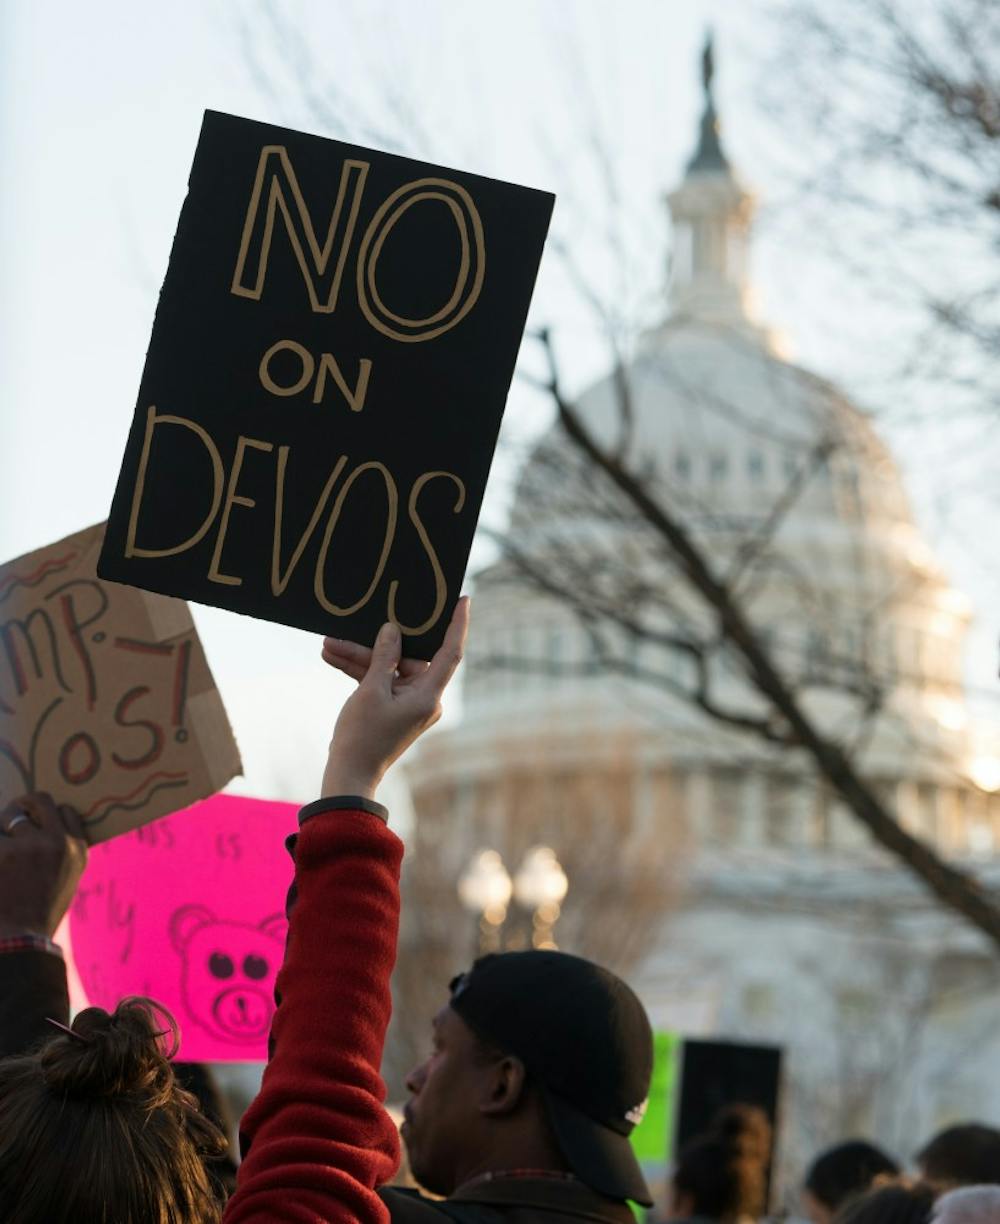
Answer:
[{"left": 400, "top": 43, "right": 1000, "bottom": 1189}]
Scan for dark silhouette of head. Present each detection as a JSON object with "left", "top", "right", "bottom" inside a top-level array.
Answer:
[
  {"left": 0, "top": 997, "right": 227, "bottom": 1223},
  {"left": 836, "top": 1181, "right": 935, "bottom": 1224},
  {"left": 803, "top": 1139, "right": 901, "bottom": 1223},
  {"left": 670, "top": 1103, "right": 773, "bottom": 1221},
  {"left": 918, "top": 1123, "right": 1000, "bottom": 1190}
]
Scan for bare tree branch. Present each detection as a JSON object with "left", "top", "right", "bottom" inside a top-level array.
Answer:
[{"left": 531, "top": 323, "right": 1000, "bottom": 950}]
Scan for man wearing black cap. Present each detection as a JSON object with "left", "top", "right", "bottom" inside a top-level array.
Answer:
[
  {"left": 316, "top": 616, "right": 656, "bottom": 1219},
  {"left": 385, "top": 949, "right": 654, "bottom": 1220}
]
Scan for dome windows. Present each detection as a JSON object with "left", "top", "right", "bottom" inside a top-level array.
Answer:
[{"left": 666, "top": 446, "right": 830, "bottom": 489}]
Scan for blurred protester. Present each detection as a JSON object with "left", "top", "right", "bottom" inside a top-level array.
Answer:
[
  {"left": 802, "top": 1139, "right": 901, "bottom": 1223},
  {"left": 932, "top": 1185, "right": 1000, "bottom": 1224},
  {"left": 0, "top": 994, "right": 227, "bottom": 1222},
  {"left": 835, "top": 1181, "right": 935, "bottom": 1224},
  {"left": 919, "top": 1125, "right": 1000, "bottom": 1191},
  {"left": 665, "top": 1103, "right": 772, "bottom": 1222}
]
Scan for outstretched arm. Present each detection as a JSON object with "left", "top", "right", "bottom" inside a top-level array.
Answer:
[{"left": 225, "top": 602, "right": 470, "bottom": 1224}]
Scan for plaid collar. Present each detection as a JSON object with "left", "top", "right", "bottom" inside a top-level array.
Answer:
[
  {"left": 459, "top": 1169, "right": 578, "bottom": 1190},
  {"left": 0, "top": 934, "right": 63, "bottom": 959}
]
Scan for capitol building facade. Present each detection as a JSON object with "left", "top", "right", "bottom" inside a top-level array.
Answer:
[{"left": 399, "top": 55, "right": 1000, "bottom": 1196}]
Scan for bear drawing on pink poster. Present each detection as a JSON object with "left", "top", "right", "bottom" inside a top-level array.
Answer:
[{"left": 170, "top": 905, "right": 287, "bottom": 1043}]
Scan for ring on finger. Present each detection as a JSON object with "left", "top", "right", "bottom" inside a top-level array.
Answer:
[{"left": 4, "top": 812, "right": 32, "bottom": 835}]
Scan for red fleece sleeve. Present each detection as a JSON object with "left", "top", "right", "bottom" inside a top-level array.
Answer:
[{"left": 223, "top": 809, "right": 403, "bottom": 1224}]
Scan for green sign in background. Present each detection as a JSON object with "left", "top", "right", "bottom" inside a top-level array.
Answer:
[{"left": 630, "top": 1031, "right": 681, "bottom": 1162}]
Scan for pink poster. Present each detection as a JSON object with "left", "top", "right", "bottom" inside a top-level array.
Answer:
[{"left": 68, "top": 793, "right": 298, "bottom": 1061}]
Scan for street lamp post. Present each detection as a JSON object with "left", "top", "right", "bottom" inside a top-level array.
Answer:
[
  {"left": 513, "top": 846, "right": 569, "bottom": 950},
  {"left": 458, "top": 849, "right": 513, "bottom": 954},
  {"left": 458, "top": 846, "right": 569, "bottom": 953}
]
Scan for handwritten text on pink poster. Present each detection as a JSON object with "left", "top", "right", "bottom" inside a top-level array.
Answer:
[{"left": 69, "top": 793, "right": 298, "bottom": 1061}]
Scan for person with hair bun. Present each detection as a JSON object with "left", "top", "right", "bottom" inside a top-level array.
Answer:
[
  {"left": 0, "top": 995, "right": 227, "bottom": 1223},
  {"left": 667, "top": 1104, "right": 773, "bottom": 1222}
]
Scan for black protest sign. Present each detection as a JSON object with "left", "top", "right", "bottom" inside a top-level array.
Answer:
[{"left": 99, "top": 110, "right": 553, "bottom": 657}]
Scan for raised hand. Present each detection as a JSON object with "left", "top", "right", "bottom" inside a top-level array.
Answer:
[
  {"left": 321, "top": 637, "right": 429, "bottom": 687},
  {"left": 0, "top": 793, "right": 88, "bottom": 938},
  {"left": 320, "top": 598, "right": 470, "bottom": 802}
]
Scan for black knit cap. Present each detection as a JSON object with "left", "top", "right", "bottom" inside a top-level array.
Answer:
[{"left": 449, "top": 949, "right": 654, "bottom": 1207}]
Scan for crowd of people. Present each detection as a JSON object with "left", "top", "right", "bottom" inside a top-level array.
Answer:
[
  {"left": 1, "top": 601, "right": 999, "bottom": 1221},
  {"left": 660, "top": 1112, "right": 1000, "bottom": 1222}
]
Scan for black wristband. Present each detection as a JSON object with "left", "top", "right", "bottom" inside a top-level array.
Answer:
[{"left": 298, "top": 795, "right": 389, "bottom": 826}]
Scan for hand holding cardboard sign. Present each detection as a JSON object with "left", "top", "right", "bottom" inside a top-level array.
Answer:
[
  {"left": 0, "top": 793, "right": 87, "bottom": 938},
  {"left": 321, "top": 596, "right": 470, "bottom": 802},
  {"left": 320, "top": 637, "right": 430, "bottom": 684}
]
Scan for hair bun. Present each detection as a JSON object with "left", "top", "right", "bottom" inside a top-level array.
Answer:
[{"left": 41, "top": 998, "right": 179, "bottom": 1105}]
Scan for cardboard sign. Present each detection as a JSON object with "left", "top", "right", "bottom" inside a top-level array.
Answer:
[
  {"left": 99, "top": 110, "right": 554, "bottom": 657},
  {"left": 69, "top": 793, "right": 296, "bottom": 1061},
  {"left": 0, "top": 524, "right": 240, "bottom": 842}
]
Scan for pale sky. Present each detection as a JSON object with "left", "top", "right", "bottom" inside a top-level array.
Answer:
[{"left": 2, "top": 0, "right": 998, "bottom": 807}]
